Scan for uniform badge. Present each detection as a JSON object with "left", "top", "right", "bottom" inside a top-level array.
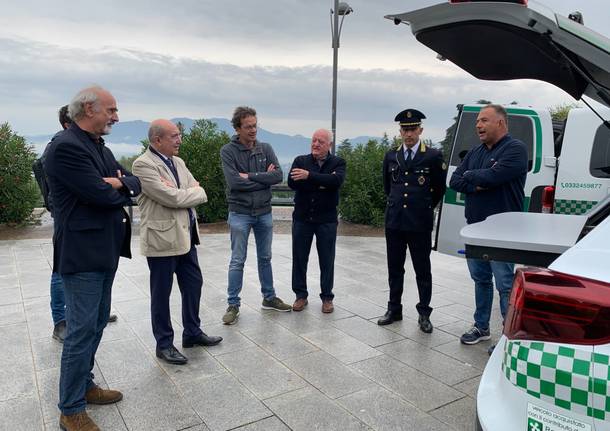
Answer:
[
  {"left": 442, "top": 162, "right": 447, "bottom": 170},
  {"left": 418, "top": 175, "right": 425, "bottom": 185}
]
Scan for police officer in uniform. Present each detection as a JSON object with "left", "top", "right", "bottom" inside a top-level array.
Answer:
[{"left": 378, "top": 109, "right": 447, "bottom": 333}]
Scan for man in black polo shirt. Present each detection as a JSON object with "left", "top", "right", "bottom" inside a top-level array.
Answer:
[{"left": 288, "top": 129, "right": 346, "bottom": 313}]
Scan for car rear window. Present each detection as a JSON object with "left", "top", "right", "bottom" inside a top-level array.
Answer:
[
  {"left": 589, "top": 124, "right": 610, "bottom": 178},
  {"left": 450, "top": 111, "right": 534, "bottom": 169}
]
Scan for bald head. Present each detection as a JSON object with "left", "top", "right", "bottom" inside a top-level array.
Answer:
[
  {"left": 149, "top": 119, "right": 182, "bottom": 157},
  {"left": 311, "top": 129, "right": 332, "bottom": 160}
]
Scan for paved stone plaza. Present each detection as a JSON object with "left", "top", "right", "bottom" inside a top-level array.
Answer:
[{"left": 0, "top": 230, "right": 504, "bottom": 430}]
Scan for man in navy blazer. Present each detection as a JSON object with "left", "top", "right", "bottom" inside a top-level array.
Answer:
[
  {"left": 44, "top": 86, "right": 140, "bottom": 431},
  {"left": 288, "top": 129, "right": 346, "bottom": 313}
]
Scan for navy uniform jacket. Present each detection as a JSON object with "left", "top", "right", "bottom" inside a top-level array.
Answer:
[
  {"left": 287, "top": 153, "right": 346, "bottom": 223},
  {"left": 44, "top": 123, "right": 141, "bottom": 274},
  {"left": 449, "top": 134, "right": 527, "bottom": 224},
  {"left": 383, "top": 144, "right": 447, "bottom": 232}
]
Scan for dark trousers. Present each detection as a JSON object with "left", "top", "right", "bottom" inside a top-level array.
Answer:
[
  {"left": 59, "top": 270, "right": 114, "bottom": 415},
  {"left": 385, "top": 227, "right": 433, "bottom": 316},
  {"left": 147, "top": 243, "right": 204, "bottom": 349},
  {"left": 292, "top": 220, "right": 337, "bottom": 301}
]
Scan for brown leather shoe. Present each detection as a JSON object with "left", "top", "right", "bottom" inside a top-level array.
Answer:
[
  {"left": 85, "top": 384, "right": 123, "bottom": 405},
  {"left": 292, "top": 298, "right": 308, "bottom": 312},
  {"left": 59, "top": 411, "right": 100, "bottom": 431},
  {"left": 322, "top": 300, "right": 334, "bottom": 314}
]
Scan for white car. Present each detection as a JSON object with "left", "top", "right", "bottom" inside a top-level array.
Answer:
[{"left": 385, "top": 1, "right": 610, "bottom": 430}]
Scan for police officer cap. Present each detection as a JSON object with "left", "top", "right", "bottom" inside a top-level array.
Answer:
[{"left": 395, "top": 108, "right": 426, "bottom": 129}]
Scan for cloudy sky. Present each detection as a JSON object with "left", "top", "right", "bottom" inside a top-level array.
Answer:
[{"left": 1, "top": 0, "right": 608, "bottom": 144}]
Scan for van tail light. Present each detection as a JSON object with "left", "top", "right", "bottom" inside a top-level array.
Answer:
[
  {"left": 504, "top": 268, "right": 610, "bottom": 345},
  {"left": 541, "top": 186, "right": 555, "bottom": 213}
]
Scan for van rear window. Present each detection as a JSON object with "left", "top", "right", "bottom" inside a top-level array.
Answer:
[
  {"left": 589, "top": 125, "right": 610, "bottom": 178},
  {"left": 450, "top": 112, "right": 534, "bottom": 168}
]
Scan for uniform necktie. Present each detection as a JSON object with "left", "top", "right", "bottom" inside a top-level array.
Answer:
[{"left": 406, "top": 149, "right": 413, "bottom": 163}]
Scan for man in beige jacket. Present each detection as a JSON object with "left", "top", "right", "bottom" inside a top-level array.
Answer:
[{"left": 133, "top": 119, "right": 222, "bottom": 365}]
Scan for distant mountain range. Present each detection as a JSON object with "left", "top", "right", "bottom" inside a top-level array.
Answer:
[{"left": 25, "top": 118, "right": 381, "bottom": 163}]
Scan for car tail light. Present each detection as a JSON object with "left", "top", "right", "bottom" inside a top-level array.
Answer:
[
  {"left": 541, "top": 186, "right": 555, "bottom": 213},
  {"left": 449, "top": 0, "right": 527, "bottom": 4},
  {"left": 504, "top": 267, "right": 610, "bottom": 345}
]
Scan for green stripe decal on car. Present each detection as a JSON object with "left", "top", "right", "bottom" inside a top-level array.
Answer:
[
  {"left": 502, "top": 340, "right": 610, "bottom": 421},
  {"left": 554, "top": 199, "right": 598, "bottom": 215}
]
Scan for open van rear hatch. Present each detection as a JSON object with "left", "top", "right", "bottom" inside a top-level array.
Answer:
[
  {"left": 385, "top": 1, "right": 610, "bottom": 266},
  {"left": 385, "top": 1, "right": 610, "bottom": 106}
]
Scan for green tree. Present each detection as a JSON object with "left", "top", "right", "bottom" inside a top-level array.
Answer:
[
  {"left": 549, "top": 102, "right": 580, "bottom": 121},
  {"left": 0, "top": 123, "right": 39, "bottom": 224},
  {"left": 179, "top": 119, "right": 230, "bottom": 222},
  {"left": 117, "top": 154, "right": 140, "bottom": 172},
  {"left": 337, "top": 138, "right": 352, "bottom": 154},
  {"left": 337, "top": 138, "right": 387, "bottom": 226}
]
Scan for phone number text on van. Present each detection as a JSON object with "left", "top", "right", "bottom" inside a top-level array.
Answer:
[{"left": 560, "top": 182, "right": 602, "bottom": 189}]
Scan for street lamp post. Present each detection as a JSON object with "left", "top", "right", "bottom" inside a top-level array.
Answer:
[{"left": 330, "top": 1, "right": 353, "bottom": 154}]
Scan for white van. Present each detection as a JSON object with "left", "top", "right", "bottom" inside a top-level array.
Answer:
[
  {"left": 436, "top": 103, "right": 610, "bottom": 265},
  {"left": 385, "top": 2, "right": 610, "bottom": 431}
]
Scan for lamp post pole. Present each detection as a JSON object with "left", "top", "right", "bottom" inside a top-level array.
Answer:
[{"left": 330, "top": 1, "right": 352, "bottom": 154}]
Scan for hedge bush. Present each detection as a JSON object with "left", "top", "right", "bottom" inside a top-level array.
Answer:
[
  {"left": 337, "top": 138, "right": 391, "bottom": 227},
  {"left": 179, "top": 119, "right": 230, "bottom": 223},
  {"left": 0, "top": 123, "right": 40, "bottom": 224}
]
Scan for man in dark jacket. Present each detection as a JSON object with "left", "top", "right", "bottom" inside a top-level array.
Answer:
[
  {"left": 44, "top": 86, "right": 140, "bottom": 431},
  {"left": 288, "top": 129, "right": 346, "bottom": 313},
  {"left": 378, "top": 109, "right": 447, "bottom": 333},
  {"left": 37, "top": 106, "right": 118, "bottom": 344},
  {"left": 220, "top": 106, "right": 292, "bottom": 325},
  {"left": 449, "top": 104, "right": 528, "bottom": 346}
]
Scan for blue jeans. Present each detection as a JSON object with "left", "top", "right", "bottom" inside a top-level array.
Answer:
[
  {"left": 58, "top": 271, "right": 114, "bottom": 415},
  {"left": 466, "top": 258, "right": 514, "bottom": 331},
  {"left": 50, "top": 272, "right": 66, "bottom": 325},
  {"left": 227, "top": 211, "right": 276, "bottom": 306}
]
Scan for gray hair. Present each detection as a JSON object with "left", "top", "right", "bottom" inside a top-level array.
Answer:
[
  {"left": 483, "top": 104, "right": 508, "bottom": 124},
  {"left": 68, "top": 85, "right": 106, "bottom": 121},
  {"left": 148, "top": 123, "right": 166, "bottom": 143},
  {"left": 318, "top": 129, "right": 333, "bottom": 143}
]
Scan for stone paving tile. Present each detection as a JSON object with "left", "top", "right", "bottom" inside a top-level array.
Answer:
[
  {"left": 231, "top": 416, "right": 290, "bottom": 430},
  {"left": 116, "top": 373, "right": 202, "bottom": 431},
  {"left": 331, "top": 316, "right": 404, "bottom": 348},
  {"left": 333, "top": 294, "right": 387, "bottom": 320},
  {"left": 240, "top": 319, "right": 319, "bottom": 361},
  {"left": 301, "top": 327, "right": 383, "bottom": 365},
  {"left": 385, "top": 316, "right": 458, "bottom": 348},
  {"left": 0, "top": 393, "right": 44, "bottom": 431},
  {"left": 429, "top": 396, "right": 476, "bottom": 431},
  {"left": 453, "top": 375, "right": 482, "bottom": 399},
  {"left": 351, "top": 355, "right": 465, "bottom": 413},
  {"left": 181, "top": 373, "right": 272, "bottom": 431},
  {"left": 337, "top": 386, "right": 448, "bottom": 431},
  {"left": 266, "top": 307, "right": 332, "bottom": 335},
  {"left": 432, "top": 341, "right": 491, "bottom": 372},
  {"left": 283, "top": 350, "right": 374, "bottom": 399},
  {"left": 264, "top": 386, "right": 371, "bottom": 431},
  {"left": 0, "top": 286, "right": 21, "bottom": 306},
  {"left": 216, "top": 346, "right": 307, "bottom": 400},
  {"left": 31, "top": 337, "right": 62, "bottom": 371},
  {"left": 199, "top": 322, "right": 257, "bottom": 356},
  {"left": 377, "top": 338, "right": 481, "bottom": 386},
  {"left": 159, "top": 346, "right": 226, "bottom": 386},
  {"left": 0, "top": 233, "right": 502, "bottom": 431},
  {"left": 95, "top": 338, "right": 160, "bottom": 384},
  {"left": 0, "top": 303, "right": 26, "bottom": 326},
  {"left": 0, "top": 355, "right": 36, "bottom": 402}
]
